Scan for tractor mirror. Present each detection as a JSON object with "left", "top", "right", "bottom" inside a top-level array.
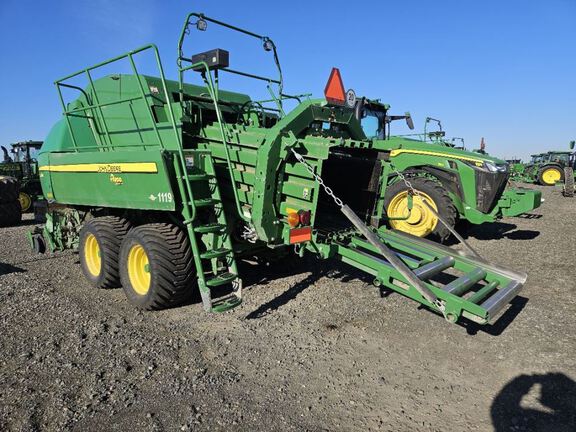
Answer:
[
  {"left": 405, "top": 112, "right": 414, "bottom": 130},
  {"left": 570, "top": 140, "right": 575, "bottom": 150}
]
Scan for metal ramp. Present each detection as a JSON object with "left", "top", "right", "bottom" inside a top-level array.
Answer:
[{"left": 335, "top": 229, "right": 526, "bottom": 325}]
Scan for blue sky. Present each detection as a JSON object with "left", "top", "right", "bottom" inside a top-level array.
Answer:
[{"left": 0, "top": 0, "right": 574, "bottom": 160}]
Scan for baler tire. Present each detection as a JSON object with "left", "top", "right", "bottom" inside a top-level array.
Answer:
[
  {"left": 79, "top": 216, "right": 132, "bottom": 289},
  {"left": 0, "top": 201, "right": 22, "bottom": 227},
  {"left": 538, "top": 166, "right": 563, "bottom": 186},
  {"left": 563, "top": 167, "right": 574, "bottom": 197},
  {"left": 0, "top": 176, "right": 20, "bottom": 203},
  {"left": 119, "top": 223, "right": 195, "bottom": 310},
  {"left": 384, "top": 176, "right": 457, "bottom": 241}
]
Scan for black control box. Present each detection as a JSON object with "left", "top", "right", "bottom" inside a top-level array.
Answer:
[{"left": 191, "top": 49, "right": 229, "bottom": 71}]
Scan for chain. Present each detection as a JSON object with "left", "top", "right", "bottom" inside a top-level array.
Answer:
[
  {"left": 390, "top": 163, "right": 418, "bottom": 198},
  {"left": 390, "top": 163, "right": 450, "bottom": 318},
  {"left": 290, "top": 148, "right": 343, "bottom": 208}
]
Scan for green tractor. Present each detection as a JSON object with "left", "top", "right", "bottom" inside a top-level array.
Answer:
[
  {"left": 1, "top": 141, "right": 43, "bottom": 212},
  {"left": 356, "top": 103, "right": 541, "bottom": 240},
  {"left": 30, "top": 12, "right": 530, "bottom": 326},
  {"left": 535, "top": 151, "right": 574, "bottom": 186}
]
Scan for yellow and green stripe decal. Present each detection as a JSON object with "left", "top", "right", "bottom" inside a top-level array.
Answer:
[
  {"left": 39, "top": 162, "right": 158, "bottom": 173},
  {"left": 389, "top": 149, "right": 484, "bottom": 166}
]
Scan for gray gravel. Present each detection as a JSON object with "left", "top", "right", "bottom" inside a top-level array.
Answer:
[{"left": 1, "top": 184, "right": 575, "bottom": 431}]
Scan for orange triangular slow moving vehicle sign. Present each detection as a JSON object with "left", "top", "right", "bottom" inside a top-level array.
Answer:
[{"left": 324, "top": 67, "right": 346, "bottom": 105}]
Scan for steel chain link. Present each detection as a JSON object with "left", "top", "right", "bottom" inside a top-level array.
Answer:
[
  {"left": 390, "top": 163, "right": 448, "bottom": 318},
  {"left": 290, "top": 148, "right": 343, "bottom": 208}
]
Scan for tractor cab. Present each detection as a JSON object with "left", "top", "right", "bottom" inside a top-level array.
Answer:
[{"left": 354, "top": 98, "right": 414, "bottom": 139}]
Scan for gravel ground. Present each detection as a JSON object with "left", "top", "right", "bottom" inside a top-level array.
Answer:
[{"left": 1, "top": 184, "right": 575, "bottom": 432}]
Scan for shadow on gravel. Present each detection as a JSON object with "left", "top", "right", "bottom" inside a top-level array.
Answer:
[
  {"left": 244, "top": 259, "right": 373, "bottom": 319},
  {"left": 0, "top": 262, "right": 26, "bottom": 276},
  {"left": 515, "top": 213, "right": 543, "bottom": 219},
  {"left": 491, "top": 373, "right": 576, "bottom": 432},
  {"left": 461, "top": 296, "right": 528, "bottom": 336},
  {"left": 458, "top": 221, "right": 541, "bottom": 242}
]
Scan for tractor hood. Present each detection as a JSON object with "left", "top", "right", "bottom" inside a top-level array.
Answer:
[{"left": 382, "top": 136, "right": 507, "bottom": 166}]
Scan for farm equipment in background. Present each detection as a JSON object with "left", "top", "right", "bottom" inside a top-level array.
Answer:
[
  {"left": 518, "top": 149, "right": 576, "bottom": 186},
  {"left": 0, "top": 176, "right": 21, "bottom": 227},
  {"left": 506, "top": 159, "right": 525, "bottom": 181},
  {"left": 1, "top": 141, "right": 43, "bottom": 213},
  {"left": 29, "top": 12, "right": 529, "bottom": 326},
  {"left": 562, "top": 141, "right": 575, "bottom": 197}
]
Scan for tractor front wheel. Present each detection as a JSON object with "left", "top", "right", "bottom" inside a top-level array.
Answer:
[
  {"left": 538, "top": 166, "right": 564, "bottom": 186},
  {"left": 0, "top": 201, "right": 22, "bottom": 227},
  {"left": 119, "top": 223, "right": 195, "bottom": 310},
  {"left": 79, "top": 216, "right": 131, "bottom": 289},
  {"left": 384, "top": 177, "right": 456, "bottom": 241},
  {"left": 0, "top": 176, "right": 19, "bottom": 203},
  {"left": 18, "top": 192, "right": 32, "bottom": 213}
]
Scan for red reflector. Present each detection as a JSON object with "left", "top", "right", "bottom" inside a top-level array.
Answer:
[
  {"left": 324, "top": 67, "right": 346, "bottom": 105},
  {"left": 289, "top": 226, "right": 312, "bottom": 244},
  {"left": 298, "top": 209, "right": 311, "bottom": 226}
]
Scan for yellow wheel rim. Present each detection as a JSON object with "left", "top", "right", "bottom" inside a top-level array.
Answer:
[
  {"left": 387, "top": 191, "right": 438, "bottom": 237},
  {"left": 127, "top": 244, "right": 151, "bottom": 295},
  {"left": 542, "top": 168, "right": 561, "bottom": 185},
  {"left": 84, "top": 233, "right": 101, "bottom": 277},
  {"left": 19, "top": 192, "right": 32, "bottom": 212}
]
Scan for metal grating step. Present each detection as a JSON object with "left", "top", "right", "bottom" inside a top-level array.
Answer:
[
  {"left": 200, "top": 248, "right": 232, "bottom": 259},
  {"left": 187, "top": 173, "right": 213, "bottom": 181},
  {"left": 205, "top": 272, "right": 238, "bottom": 287},
  {"left": 194, "top": 223, "right": 226, "bottom": 234},
  {"left": 193, "top": 198, "right": 220, "bottom": 207}
]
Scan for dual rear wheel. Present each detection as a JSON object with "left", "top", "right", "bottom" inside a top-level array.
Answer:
[{"left": 79, "top": 218, "right": 195, "bottom": 310}]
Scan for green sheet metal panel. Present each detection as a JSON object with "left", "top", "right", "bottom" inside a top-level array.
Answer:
[{"left": 39, "top": 150, "right": 175, "bottom": 211}]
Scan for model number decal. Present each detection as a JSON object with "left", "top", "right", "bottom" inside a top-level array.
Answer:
[{"left": 149, "top": 192, "right": 173, "bottom": 203}]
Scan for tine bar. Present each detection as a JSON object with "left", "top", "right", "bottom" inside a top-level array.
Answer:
[
  {"left": 443, "top": 268, "right": 486, "bottom": 296},
  {"left": 481, "top": 280, "right": 523, "bottom": 320},
  {"left": 414, "top": 256, "right": 456, "bottom": 280}
]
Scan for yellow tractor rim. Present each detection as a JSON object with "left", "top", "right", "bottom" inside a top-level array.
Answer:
[
  {"left": 127, "top": 244, "right": 151, "bottom": 295},
  {"left": 388, "top": 191, "right": 438, "bottom": 237},
  {"left": 84, "top": 233, "right": 101, "bottom": 277},
  {"left": 542, "top": 168, "right": 561, "bottom": 185},
  {"left": 19, "top": 192, "right": 32, "bottom": 212}
]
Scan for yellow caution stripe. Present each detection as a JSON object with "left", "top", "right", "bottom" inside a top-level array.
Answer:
[
  {"left": 389, "top": 149, "right": 484, "bottom": 166},
  {"left": 39, "top": 162, "right": 158, "bottom": 173}
]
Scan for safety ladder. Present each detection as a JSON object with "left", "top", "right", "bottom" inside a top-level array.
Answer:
[{"left": 176, "top": 149, "right": 242, "bottom": 312}]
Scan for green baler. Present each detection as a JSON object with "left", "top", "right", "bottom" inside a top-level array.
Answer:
[{"left": 31, "top": 12, "right": 529, "bottom": 325}]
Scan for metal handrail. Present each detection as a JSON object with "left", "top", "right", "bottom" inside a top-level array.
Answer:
[{"left": 55, "top": 44, "right": 181, "bottom": 153}]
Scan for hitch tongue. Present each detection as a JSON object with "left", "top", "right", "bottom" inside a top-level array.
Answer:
[{"left": 340, "top": 204, "right": 438, "bottom": 305}]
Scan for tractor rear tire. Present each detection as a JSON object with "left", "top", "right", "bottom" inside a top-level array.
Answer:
[
  {"left": 563, "top": 167, "right": 574, "bottom": 197},
  {"left": 119, "top": 223, "right": 195, "bottom": 310},
  {"left": 0, "top": 176, "right": 20, "bottom": 203},
  {"left": 79, "top": 216, "right": 132, "bottom": 289},
  {"left": 384, "top": 176, "right": 457, "bottom": 241},
  {"left": 538, "top": 166, "right": 564, "bottom": 186},
  {"left": 0, "top": 201, "right": 22, "bottom": 227}
]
